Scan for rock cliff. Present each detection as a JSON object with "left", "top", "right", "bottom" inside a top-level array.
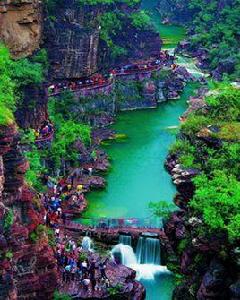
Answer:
[
  {"left": 0, "top": 0, "right": 42, "bottom": 58},
  {"left": 0, "top": 124, "right": 57, "bottom": 300},
  {"left": 44, "top": 0, "right": 102, "bottom": 80}
]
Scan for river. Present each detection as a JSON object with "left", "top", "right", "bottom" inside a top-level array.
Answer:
[{"left": 79, "top": 1, "right": 201, "bottom": 299}]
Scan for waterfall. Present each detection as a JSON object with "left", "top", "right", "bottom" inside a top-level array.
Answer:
[
  {"left": 136, "top": 237, "right": 161, "bottom": 265},
  {"left": 111, "top": 236, "right": 170, "bottom": 281},
  {"left": 119, "top": 234, "right": 132, "bottom": 246},
  {"left": 111, "top": 244, "right": 137, "bottom": 266},
  {"left": 82, "top": 236, "right": 92, "bottom": 252}
]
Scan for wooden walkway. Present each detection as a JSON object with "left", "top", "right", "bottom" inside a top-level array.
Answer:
[{"left": 64, "top": 220, "right": 166, "bottom": 239}]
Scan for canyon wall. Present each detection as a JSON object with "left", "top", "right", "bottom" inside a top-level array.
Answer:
[
  {"left": 0, "top": 124, "right": 57, "bottom": 300},
  {"left": 0, "top": 0, "right": 42, "bottom": 58},
  {"left": 44, "top": 0, "right": 102, "bottom": 80}
]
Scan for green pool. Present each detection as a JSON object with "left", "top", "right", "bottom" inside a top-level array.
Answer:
[
  {"left": 81, "top": 83, "right": 198, "bottom": 220},
  {"left": 78, "top": 2, "right": 199, "bottom": 299}
]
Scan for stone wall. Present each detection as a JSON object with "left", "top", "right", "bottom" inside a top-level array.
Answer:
[{"left": 0, "top": 0, "right": 42, "bottom": 58}]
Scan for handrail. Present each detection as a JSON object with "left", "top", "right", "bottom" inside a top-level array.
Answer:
[
  {"left": 49, "top": 78, "right": 114, "bottom": 97},
  {"left": 65, "top": 217, "right": 163, "bottom": 229},
  {"left": 35, "top": 127, "right": 54, "bottom": 144},
  {"left": 47, "top": 60, "right": 166, "bottom": 97}
]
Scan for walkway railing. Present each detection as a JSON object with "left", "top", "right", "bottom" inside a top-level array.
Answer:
[
  {"left": 49, "top": 78, "right": 115, "bottom": 97},
  {"left": 35, "top": 128, "right": 54, "bottom": 147},
  {"left": 66, "top": 217, "right": 163, "bottom": 230},
  {"left": 47, "top": 58, "right": 171, "bottom": 98}
]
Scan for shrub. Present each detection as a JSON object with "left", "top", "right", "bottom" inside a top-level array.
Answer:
[
  {"left": 190, "top": 171, "right": 240, "bottom": 242},
  {"left": 130, "top": 11, "right": 150, "bottom": 29},
  {"left": 3, "top": 209, "right": 14, "bottom": 230},
  {"left": 149, "top": 201, "right": 175, "bottom": 219},
  {"left": 53, "top": 291, "right": 72, "bottom": 300}
]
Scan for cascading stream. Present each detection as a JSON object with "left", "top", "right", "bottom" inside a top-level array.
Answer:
[
  {"left": 119, "top": 234, "right": 132, "bottom": 246},
  {"left": 136, "top": 237, "right": 161, "bottom": 265},
  {"left": 113, "top": 235, "right": 170, "bottom": 281}
]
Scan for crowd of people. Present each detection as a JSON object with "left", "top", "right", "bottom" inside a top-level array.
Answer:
[
  {"left": 48, "top": 50, "right": 174, "bottom": 96},
  {"left": 57, "top": 238, "right": 110, "bottom": 295},
  {"left": 48, "top": 73, "right": 110, "bottom": 95},
  {"left": 35, "top": 121, "right": 54, "bottom": 141},
  {"left": 41, "top": 173, "right": 127, "bottom": 297}
]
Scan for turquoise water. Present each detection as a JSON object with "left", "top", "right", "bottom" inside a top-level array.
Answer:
[
  {"left": 81, "top": 84, "right": 197, "bottom": 220},
  {"left": 79, "top": 2, "right": 198, "bottom": 299},
  {"left": 142, "top": 0, "right": 186, "bottom": 49}
]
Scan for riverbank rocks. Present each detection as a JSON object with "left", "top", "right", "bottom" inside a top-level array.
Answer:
[
  {"left": 197, "top": 259, "right": 228, "bottom": 300},
  {"left": 58, "top": 241, "right": 146, "bottom": 300},
  {"left": 165, "top": 154, "right": 200, "bottom": 205}
]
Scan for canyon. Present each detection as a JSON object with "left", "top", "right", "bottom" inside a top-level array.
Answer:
[{"left": 0, "top": 0, "right": 239, "bottom": 299}]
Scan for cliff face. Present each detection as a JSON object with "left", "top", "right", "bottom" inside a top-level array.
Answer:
[
  {"left": 15, "top": 83, "right": 49, "bottom": 129},
  {"left": 44, "top": 0, "right": 162, "bottom": 80},
  {"left": 0, "top": 124, "right": 57, "bottom": 300},
  {"left": 44, "top": 0, "right": 102, "bottom": 80},
  {"left": 0, "top": 0, "right": 42, "bottom": 58},
  {"left": 157, "top": 0, "right": 195, "bottom": 24}
]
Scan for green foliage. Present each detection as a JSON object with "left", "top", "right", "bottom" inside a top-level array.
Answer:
[
  {"left": 169, "top": 139, "right": 195, "bottom": 155},
  {"left": 170, "top": 86, "right": 240, "bottom": 243},
  {"left": 149, "top": 201, "right": 175, "bottom": 219},
  {"left": 0, "top": 43, "right": 44, "bottom": 125},
  {"left": 30, "top": 224, "right": 47, "bottom": 243},
  {"left": 5, "top": 251, "right": 13, "bottom": 260},
  {"left": 187, "top": 0, "right": 240, "bottom": 78},
  {"left": 49, "top": 120, "right": 90, "bottom": 168},
  {"left": 20, "top": 130, "right": 46, "bottom": 191},
  {"left": 47, "top": 95, "right": 91, "bottom": 170},
  {"left": 48, "top": 91, "right": 78, "bottom": 122},
  {"left": 205, "top": 87, "right": 240, "bottom": 121},
  {"left": 47, "top": 228, "right": 56, "bottom": 247},
  {"left": 0, "top": 45, "right": 16, "bottom": 125},
  {"left": 98, "top": 12, "right": 127, "bottom": 58},
  {"left": 78, "top": 252, "right": 88, "bottom": 262},
  {"left": 3, "top": 209, "right": 14, "bottom": 230},
  {"left": 31, "top": 49, "right": 49, "bottom": 73},
  {"left": 108, "top": 284, "right": 123, "bottom": 296},
  {"left": 190, "top": 171, "right": 240, "bottom": 242},
  {"left": 177, "top": 239, "right": 189, "bottom": 255},
  {"left": 53, "top": 291, "right": 72, "bottom": 300},
  {"left": 180, "top": 114, "right": 210, "bottom": 136},
  {"left": 130, "top": 11, "right": 150, "bottom": 29}
]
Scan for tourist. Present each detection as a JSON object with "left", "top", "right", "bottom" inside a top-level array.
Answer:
[
  {"left": 88, "top": 167, "right": 93, "bottom": 176},
  {"left": 82, "top": 277, "right": 91, "bottom": 292},
  {"left": 64, "top": 264, "right": 71, "bottom": 283},
  {"left": 81, "top": 260, "right": 89, "bottom": 276},
  {"left": 61, "top": 212, "right": 66, "bottom": 225},
  {"left": 99, "top": 260, "right": 108, "bottom": 280}
]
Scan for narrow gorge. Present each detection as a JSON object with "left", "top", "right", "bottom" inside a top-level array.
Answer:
[{"left": 0, "top": 0, "right": 239, "bottom": 299}]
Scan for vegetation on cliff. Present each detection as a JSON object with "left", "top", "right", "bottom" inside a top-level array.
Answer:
[
  {"left": 0, "top": 44, "right": 44, "bottom": 125},
  {"left": 46, "top": 93, "right": 91, "bottom": 173},
  {"left": 189, "top": 0, "right": 240, "bottom": 78},
  {"left": 158, "top": 0, "right": 240, "bottom": 78},
  {"left": 172, "top": 85, "right": 240, "bottom": 242}
]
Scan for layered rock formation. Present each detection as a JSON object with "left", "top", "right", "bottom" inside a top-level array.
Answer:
[
  {"left": 15, "top": 83, "right": 49, "bottom": 129},
  {"left": 44, "top": 0, "right": 102, "bottom": 80},
  {"left": 0, "top": 0, "right": 42, "bottom": 58},
  {"left": 0, "top": 124, "right": 57, "bottom": 300}
]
